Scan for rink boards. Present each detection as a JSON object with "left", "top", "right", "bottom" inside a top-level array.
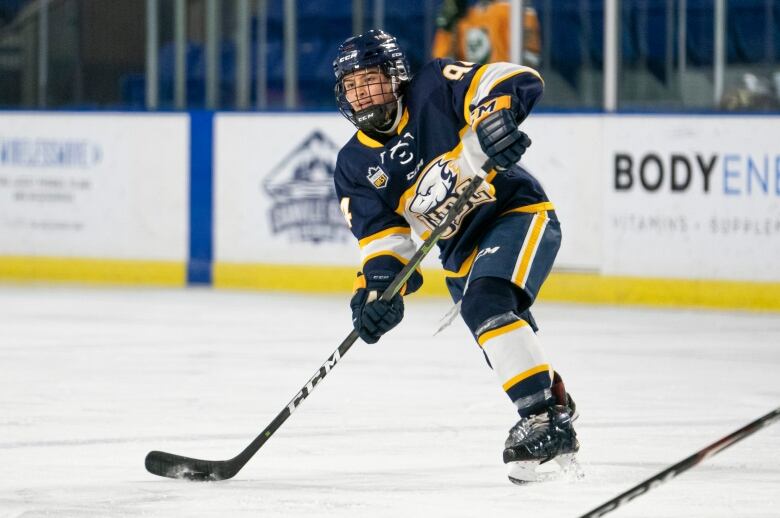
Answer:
[
  {"left": 0, "top": 112, "right": 189, "bottom": 285},
  {"left": 1, "top": 111, "right": 778, "bottom": 309}
]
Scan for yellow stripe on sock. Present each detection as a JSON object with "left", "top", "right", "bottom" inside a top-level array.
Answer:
[
  {"left": 477, "top": 319, "right": 529, "bottom": 347},
  {"left": 502, "top": 364, "right": 552, "bottom": 392}
]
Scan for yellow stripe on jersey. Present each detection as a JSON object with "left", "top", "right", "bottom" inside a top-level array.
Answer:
[
  {"left": 463, "top": 65, "right": 488, "bottom": 122},
  {"left": 356, "top": 109, "right": 408, "bottom": 147},
  {"left": 358, "top": 226, "right": 411, "bottom": 248},
  {"left": 357, "top": 130, "right": 383, "bottom": 148},
  {"left": 395, "top": 186, "right": 416, "bottom": 216},
  {"left": 397, "top": 108, "right": 410, "bottom": 134},
  {"left": 469, "top": 95, "right": 513, "bottom": 130},
  {"left": 502, "top": 364, "right": 552, "bottom": 391},
  {"left": 477, "top": 319, "right": 529, "bottom": 347},
  {"left": 501, "top": 201, "right": 555, "bottom": 216}
]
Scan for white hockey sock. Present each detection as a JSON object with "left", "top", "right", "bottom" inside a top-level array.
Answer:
[{"left": 477, "top": 317, "right": 553, "bottom": 415}]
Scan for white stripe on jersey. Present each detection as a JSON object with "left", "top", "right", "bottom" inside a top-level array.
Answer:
[
  {"left": 472, "top": 62, "right": 542, "bottom": 106},
  {"left": 360, "top": 232, "right": 417, "bottom": 265}
]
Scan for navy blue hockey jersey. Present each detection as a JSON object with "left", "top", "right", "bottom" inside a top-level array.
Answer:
[{"left": 334, "top": 59, "right": 552, "bottom": 294}]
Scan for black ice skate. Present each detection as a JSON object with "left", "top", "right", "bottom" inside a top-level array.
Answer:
[{"left": 503, "top": 404, "right": 581, "bottom": 484}]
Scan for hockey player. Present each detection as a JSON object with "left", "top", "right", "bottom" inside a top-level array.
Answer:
[{"left": 332, "top": 30, "right": 578, "bottom": 483}]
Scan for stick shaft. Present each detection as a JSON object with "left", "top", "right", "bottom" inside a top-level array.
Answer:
[
  {"left": 579, "top": 407, "right": 780, "bottom": 518},
  {"left": 183, "top": 159, "right": 495, "bottom": 477},
  {"left": 229, "top": 329, "right": 361, "bottom": 471},
  {"left": 249, "top": 160, "right": 493, "bottom": 449}
]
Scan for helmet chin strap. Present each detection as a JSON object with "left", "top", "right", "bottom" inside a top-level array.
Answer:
[
  {"left": 376, "top": 98, "right": 404, "bottom": 135},
  {"left": 355, "top": 96, "right": 403, "bottom": 135}
]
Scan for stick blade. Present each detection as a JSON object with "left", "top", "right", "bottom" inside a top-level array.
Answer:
[{"left": 145, "top": 450, "right": 236, "bottom": 481}]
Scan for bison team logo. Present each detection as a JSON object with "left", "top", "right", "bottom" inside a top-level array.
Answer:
[
  {"left": 409, "top": 154, "right": 494, "bottom": 239},
  {"left": 263, "top": 131, "right": 351, "bottom": 244},
  {"left": 410, "top": 157, "right": 457, "bottom": 214}
]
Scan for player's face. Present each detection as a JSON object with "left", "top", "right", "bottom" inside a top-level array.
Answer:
[{"left": 341, "top": 67, "right": 395, "bottom": 112}]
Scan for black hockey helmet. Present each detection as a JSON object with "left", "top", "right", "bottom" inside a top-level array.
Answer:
[{"left": 333, "top": 29, "right": 411, "bottom": 134}]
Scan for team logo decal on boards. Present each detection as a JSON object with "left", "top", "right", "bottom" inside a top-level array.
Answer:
[
  {"left": 263, "top": 130, "right": 351, "bottom": 244},
  {"left": 367, "top": 166, "right": 389, "bottom": 189},
  {"left": 409, "top": 154, "right": 494, "bottom": 239}
]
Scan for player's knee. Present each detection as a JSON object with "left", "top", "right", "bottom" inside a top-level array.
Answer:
[{"left": 461, "top": 277, "right": 531, "bottom": 336}]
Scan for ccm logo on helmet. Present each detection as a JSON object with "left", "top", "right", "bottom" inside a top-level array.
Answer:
[{"left": 338, "top": 50, "right": 358, "bottom": 63}]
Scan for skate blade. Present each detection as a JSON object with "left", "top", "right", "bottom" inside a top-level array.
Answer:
[
  {"left": 555, "top": 453, "right": 585, "bottom": 481},
  {"left": 507, "top": 454, "right": 584, "bottom": 485}
]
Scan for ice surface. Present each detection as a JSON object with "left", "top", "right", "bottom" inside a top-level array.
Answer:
[{"left": 0, "top": 286, "right": 778, "bottom": 517}]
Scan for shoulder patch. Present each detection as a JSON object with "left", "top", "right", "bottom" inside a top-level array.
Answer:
[{"left": 367, "top": 166, "right": 389, "bottom": 189}]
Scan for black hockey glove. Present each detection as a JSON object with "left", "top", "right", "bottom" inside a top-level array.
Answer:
[
  {"left": 475, "top": 108, "right": 531, "bottom": 170},
  {"left": 350, "top": 271, "right": 404, "bottom": 344}
]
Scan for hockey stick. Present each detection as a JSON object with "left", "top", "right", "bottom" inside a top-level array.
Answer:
[
  {"left": 145, "top": 158, "right": 495, "bottom": 481},
  {"left": 578, "top": 406, "right": 780, "bottom": 518}
]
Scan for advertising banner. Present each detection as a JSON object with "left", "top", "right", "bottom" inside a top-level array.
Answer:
[
  {"left": 0, "top": 113, "right": 189, "bottom": 261},
  {"left": 214, "top": 113, "right": 600, "bottom": 272},
  {"left": 214, "top": 113, "right": 361, "bottom": 266},
  {"left": 521, "top": 115, "right": 603, "bottom": 270},
  {"left": 603, "top": 116, "right": 780, "bottom": 282}
]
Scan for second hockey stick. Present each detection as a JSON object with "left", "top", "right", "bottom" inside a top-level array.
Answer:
[
  {"left": 578, "top": 406, "right": 780, "bottom": 518},
  {"left": 144, "top": 158, "right": 495, "bottom": 481}
]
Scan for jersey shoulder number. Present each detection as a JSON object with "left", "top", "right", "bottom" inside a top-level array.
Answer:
[{"left": 441, "top": 61, "right": 476, "bottom": 81}]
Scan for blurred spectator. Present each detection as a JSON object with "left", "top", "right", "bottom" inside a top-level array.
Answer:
[
  {"left": 720, "top": 72, "right": 780, "bottom": 112},
  {"left": 431, "top": 0, "right": 540, "bottom": 67}
]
